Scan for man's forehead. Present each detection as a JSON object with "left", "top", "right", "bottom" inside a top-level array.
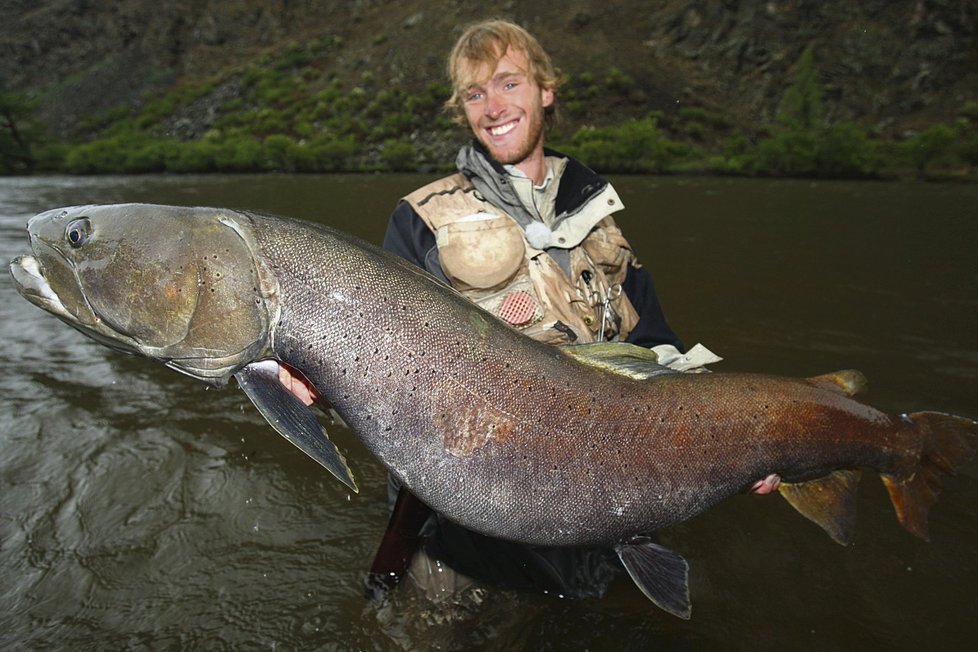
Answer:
[{"left": 460, "top": 46, "right": 531, "bottom": 88}]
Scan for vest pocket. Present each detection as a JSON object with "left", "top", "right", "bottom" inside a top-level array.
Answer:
[
  {"left": 436, "top": 215, "right": 525, "bottom": 291},
  {"left": 476, "top": 277, "right": 545, "bottom": 328}
]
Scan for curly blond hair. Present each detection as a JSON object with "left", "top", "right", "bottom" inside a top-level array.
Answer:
[{"left": 445, "top": 19, "right": 561, "bottom": 128}]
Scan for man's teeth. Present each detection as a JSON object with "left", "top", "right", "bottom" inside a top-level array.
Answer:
[{"left": 489, "top": 122, "right": 517, "bottom": 136}]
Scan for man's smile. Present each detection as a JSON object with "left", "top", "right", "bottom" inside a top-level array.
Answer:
[{"left": 488, "top": 120, "right": 519, "bottom": 137}]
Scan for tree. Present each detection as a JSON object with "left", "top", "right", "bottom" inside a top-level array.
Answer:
[
  {"left": 776, "top": 47, "right": 824, "bottom": 131},
  {"left": 0, "top": 90, "right": 38, "bottom": 174},
  {"left": 757, "top": 48, "right": 877, "bottom": 177}
]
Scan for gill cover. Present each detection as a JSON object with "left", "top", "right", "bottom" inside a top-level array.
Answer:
[{"left": 20, "top": 204, "right": 276, "bottom": 382}]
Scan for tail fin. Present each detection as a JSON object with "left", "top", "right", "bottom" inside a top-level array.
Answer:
[{"left": 881, "top": 411, "right": 977, "bottom": 541}]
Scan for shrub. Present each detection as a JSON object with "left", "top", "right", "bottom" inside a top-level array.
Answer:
[
  {"left": 567, "top": 118, "right": 679, "bottom": 172},
  {"left": 262, "top": 134, "right": 299, "bottom": 171},
  {"left": 380, "top": 139, "right": 417, "bottom": 171},
  {"left": 898, "top": 124, "right": 957, "bottom": 174},
  {"left": 817, "top": 122, "right": 879, "bottom": 176}
]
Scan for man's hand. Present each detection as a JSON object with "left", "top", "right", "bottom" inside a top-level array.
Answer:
[
  {"left": 278, "top": 363, "right": 320, "bottom": 407},
  {"left": 749, "top": 474, "right": 781, "bottom": 495}
]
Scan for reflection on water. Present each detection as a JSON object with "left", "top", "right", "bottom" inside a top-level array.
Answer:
[{"left": 1, "top": 174, "right": 976, "bottom": 650}]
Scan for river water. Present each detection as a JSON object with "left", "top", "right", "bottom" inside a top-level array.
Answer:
[{"left": 1, "top": 174, "right": 976, "bottom": 650}]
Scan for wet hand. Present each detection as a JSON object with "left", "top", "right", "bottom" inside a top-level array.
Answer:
[
  {"left": 278, "top": 363, "right": 320, "bottom": 407},
  {"left": 749, "top": 474, "right": 781, "bottom": 495}
]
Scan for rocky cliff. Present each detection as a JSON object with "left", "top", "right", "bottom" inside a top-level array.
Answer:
[{"left": 1, "top": 0, "right": 975, "bottom": 146}]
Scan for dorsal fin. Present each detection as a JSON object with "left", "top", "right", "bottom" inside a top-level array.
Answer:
[
  {"left": 561, "top": 342, "right": 678, "bottom": 380},
  {"left": 806, "top": 369, "right": 867, "bottom": 396}
]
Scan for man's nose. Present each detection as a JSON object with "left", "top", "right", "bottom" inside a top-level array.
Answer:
[{"left": 484, "top": 90, "right": 504, "bottom": 119}]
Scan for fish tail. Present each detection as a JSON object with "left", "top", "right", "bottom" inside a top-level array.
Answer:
[{"left": 881, "top": 411, "right": 978, "bottom": 541}]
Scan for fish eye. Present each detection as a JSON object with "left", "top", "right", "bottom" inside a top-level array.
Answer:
[{"left": 66, "top": 218, "right": 92, "bottom": 248}]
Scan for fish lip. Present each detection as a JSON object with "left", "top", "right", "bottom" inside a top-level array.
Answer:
[{"left": 9, "top": 254, "right": 71, "bottom": 318}]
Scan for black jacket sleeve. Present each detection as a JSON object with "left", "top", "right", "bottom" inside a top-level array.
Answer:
[
  {"left": 382, "top": 201, "right": 432, "bottom": 266},
  {"left": 383, "top": 201, "right": 448, "bottom": 283},
  {"left": 622, "top": 264, "right": 685, "bottom": 352}
]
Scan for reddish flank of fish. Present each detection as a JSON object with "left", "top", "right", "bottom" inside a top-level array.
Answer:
[{"left": 10, "top": 204, "right": 977, "bottom": 618}]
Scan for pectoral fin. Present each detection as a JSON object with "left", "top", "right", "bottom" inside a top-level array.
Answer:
[
  {"left": 614, "top": 537, "right": 691, "bottom": 619},
  {"left": 235, "top": 360, "right": 358, "bottom": 493},
  {"left": 778, "top": 469, "right": 860, "bottom": 545}
]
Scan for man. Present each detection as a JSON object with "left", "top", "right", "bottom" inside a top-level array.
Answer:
[
  {"left": 284, "top": 18, "right": 779, "bottom": 601},
  {"left": 372, "top": 19, "right": 779, "bottom": 603}
]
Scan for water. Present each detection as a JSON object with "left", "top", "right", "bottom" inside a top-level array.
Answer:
[{"left": 1, "top": 174, "right": 976, "bottom": 650}]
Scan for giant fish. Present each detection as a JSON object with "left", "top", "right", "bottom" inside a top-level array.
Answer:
[{"left": 9, "top": 204, "right": 976, "bottom": 618}]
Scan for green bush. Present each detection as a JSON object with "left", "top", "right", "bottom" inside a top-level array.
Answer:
[
  {"left": 380, "top": 139, "right": 417, "bottom": 171},
  {"left": 898, "top": 124, "right": 957, "bottom": 174},
  {"left": 124, "top": 139, "right": 180, "bottom": 173},
  {"left": 567, "top": 118, "right": 684, "bottom": 173},
  {"left": 306, "top": 136, "right": 358, "bottom": 171},
  {"left": 817, "top": 122, "right": 879, "bottom": 176},
  {"left": 262, "top": 134, "right": 299, "bottom": 171},
  {"left": 64, "top": 138, "right": 129, "bottom": 173},
  {"left": 959, "top": 132, "right": 978, "bottom": 166}
]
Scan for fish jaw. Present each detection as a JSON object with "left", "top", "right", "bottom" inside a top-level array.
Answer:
[
  {"left": 10, "top": 252, "right": 146, "bottom": 359},
  {"left": 10, "top": 255, "right": 72, "bottom": 320}
]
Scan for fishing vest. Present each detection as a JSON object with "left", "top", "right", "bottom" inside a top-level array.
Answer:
[{"left": 403, "top": 170, "right": 641, "bottom": 345}]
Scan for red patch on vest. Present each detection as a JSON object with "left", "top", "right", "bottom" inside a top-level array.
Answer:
[{"left": 499, "top": 290, "right": 537, "bottom": 326}]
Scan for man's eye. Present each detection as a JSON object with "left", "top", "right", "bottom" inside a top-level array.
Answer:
[{"left": 465, "top": 92, "right": 483, "bottom": 102}]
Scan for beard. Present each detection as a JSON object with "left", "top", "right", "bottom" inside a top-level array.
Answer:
[{"left": 476, "top": 102, "right": 547, "bottom": 166}]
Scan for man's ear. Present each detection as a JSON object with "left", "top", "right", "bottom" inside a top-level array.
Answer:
[{"left": 541, "top": 86, "right": 555, "bottom": 108}]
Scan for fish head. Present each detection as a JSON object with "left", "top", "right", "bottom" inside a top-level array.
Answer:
[{"left": 9, "top": 203, "right": 276, "bottom": 384}]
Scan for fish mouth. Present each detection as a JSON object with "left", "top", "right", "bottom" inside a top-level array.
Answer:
[
  {"left": 9, "top": 255, "right": 71, "bottom": 320},
  {"left": 10, "top": 253, "right": 142, "bottom": 358}
]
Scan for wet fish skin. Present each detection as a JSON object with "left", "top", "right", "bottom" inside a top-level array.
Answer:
[{"left": 9, "top": 204, "right": 977, "bottom": 618}]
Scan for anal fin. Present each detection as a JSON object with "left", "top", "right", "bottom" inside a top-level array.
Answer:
[
  {"left": 615, "top": 537, "right": 691, "bottom": 619},
  {"left": 235, "top": 360, "right": 358, "bottom": 493},
  {"left": 778, "top": 469, "right": 860, "bottom": 545}
]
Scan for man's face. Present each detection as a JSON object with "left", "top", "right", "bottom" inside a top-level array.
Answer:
[{"left": 460, "top": 46, "right": 555, "bottom": 170}]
